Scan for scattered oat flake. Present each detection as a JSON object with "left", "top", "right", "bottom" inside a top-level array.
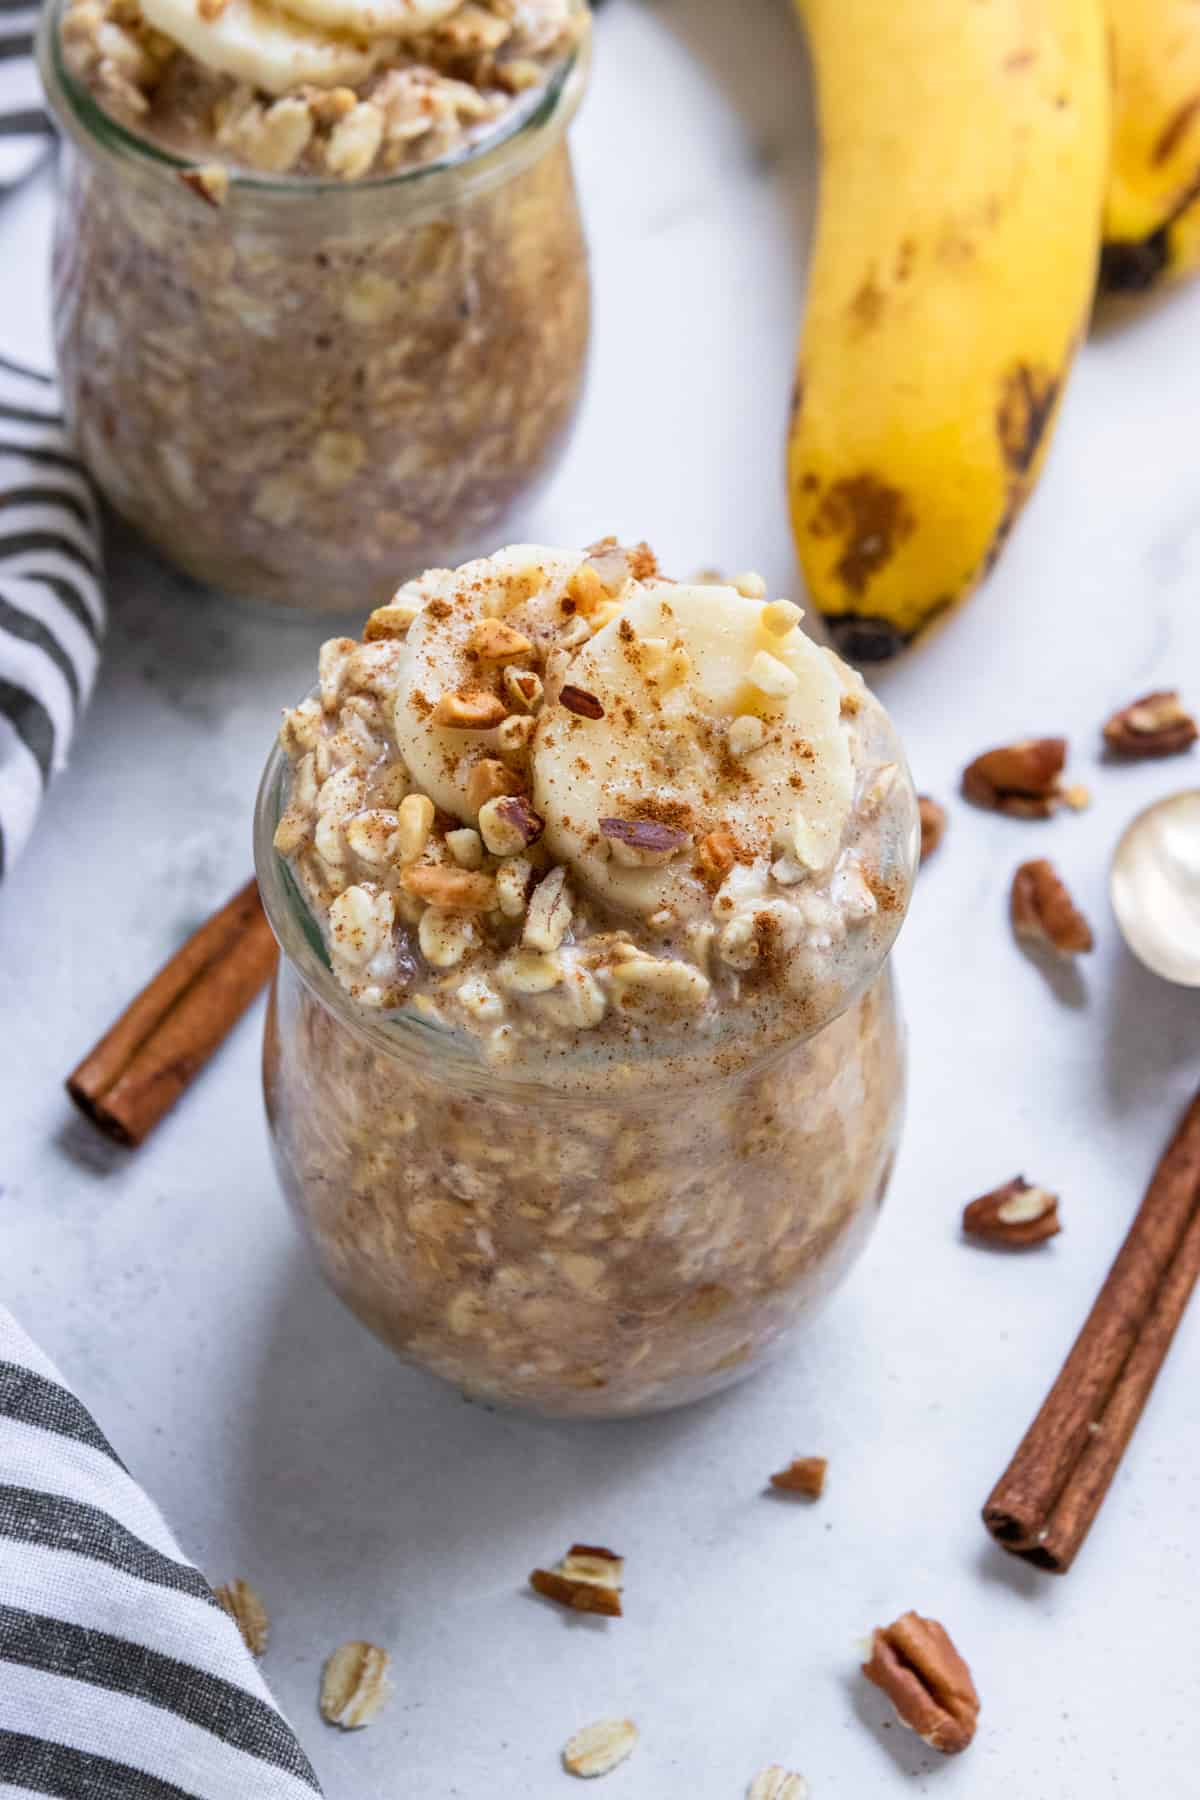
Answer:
[
  {"left": 562, "top": 1718, "right": 638, "bottom": 1778},
  {"left": 213, "top": 1578, "right": 269, "bottom": 1656},
  {"left": 769, "top": 1456, "right": 827, "bottom": 1499},
  {"left": 319, "top": 1641, "right": 392, "bottom": 1729},
  {"left": 748, "top": 1766, "right": 810, "bottom": 1800}
]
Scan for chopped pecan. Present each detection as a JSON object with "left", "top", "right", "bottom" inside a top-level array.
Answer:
[
  {"left": 600, "top": 818, "right": 690, "bottom": 855},
  {"left": 400, "top": 866, "right": 497, "bottom": 913},
  {"left": 530, "top": 1539, "right": 624, "bottom": 1617},
  {"left": 177, "top": 163, "right": 229, "bottom": 208},
  {"left": 696, "top": 828, "right": 738, "bottom": 880},
  {"left": 479, "top": 794, "right": 544, "bottom": 855},
  {"left": 432, "top": 688, "right": 509, "bottom": 730},
  {"left": 469, "top": 618, "right": 534, "bottom": 663},
  {"left": 1103, "top": 690, "right": 1198, "bottom": 760},
  {"left": 769, "top": 1456, "right": 827, "bottom": 1498},
  {"left": 862, "top": 1612, "right": 979, "bottom": 1756},
  {"left": 559, "top": 684, "right": 605, "bottom": 719},
  {"left": 466, "top": 758, "right": 523, "bottom": 812},
  {"left": 1011, "top": 859, "right": 1093, "bottom": 955},
  {"left": 962, "top": 738, "right": 1066, "bottom": 816},
  {"left": 564, "top": 562, "right": 611, "bottom": 617},
  {"left": 917, "top": 795, "right": 946, "bottom": 861},
  {"left": 963, "top": 1176, "right": 1061, "bottom": 1247},
  {"left": 363, "top": 600, "right": 418, "bottom": 641}
]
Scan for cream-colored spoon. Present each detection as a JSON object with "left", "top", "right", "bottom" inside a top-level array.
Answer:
[{"left": 1110, "top": 789, "right": 1200, "bottom": 986}]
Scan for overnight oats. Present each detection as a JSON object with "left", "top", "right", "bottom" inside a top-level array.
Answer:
[
  {"left": 255, "top": 542, "right": 920, "bottom": 1415},
  {"left": 38, "top": 0, "right": 590, "bottom": 613}
]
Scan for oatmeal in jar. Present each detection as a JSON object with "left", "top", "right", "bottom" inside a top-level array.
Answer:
[
  {"left": 38, "top": 0, "right": 590, "bottom": 612},
  {"left": 257, "top": 541, "right": 919, "bottom": 1414}
]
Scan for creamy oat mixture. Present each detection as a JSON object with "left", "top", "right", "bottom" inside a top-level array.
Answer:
[
  {"left": 61, "top": 0, "right": 584, "bottom": 179},
  {"left": 272, "top": 540, "right": 918, "bottom": 1076}
]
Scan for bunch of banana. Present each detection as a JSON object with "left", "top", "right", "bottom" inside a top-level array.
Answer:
[
  {"left": 1101, "top": 0, "right": 1200, "bottom": 293},
  {"left": 787, "top": 0, "right": 1110, "bottom": 658}
]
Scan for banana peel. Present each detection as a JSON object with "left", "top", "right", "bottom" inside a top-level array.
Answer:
[
  {"left": 1101, "top": 0, "right": 1200, "bottom": 292},
  {"left": 788, "top": 0, "right": 1109, "bottom": 658}
]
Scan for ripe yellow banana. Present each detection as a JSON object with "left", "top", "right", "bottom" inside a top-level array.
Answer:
[
  {"left": 788, "top": 0, "right": 1109, "bottom": 658},
  {"left": 1101, "top": 0, "right": 1200, "bottom": 291}
]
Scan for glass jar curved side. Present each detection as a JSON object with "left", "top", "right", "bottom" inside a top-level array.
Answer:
[{"left": 39, "top": 1, "right": 592, "bottom": 614}]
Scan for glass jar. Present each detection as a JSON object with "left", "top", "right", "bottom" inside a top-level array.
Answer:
[
  {"left": 37, "top": 0, "right": 591, "bottom": 615},
  {"left": 254, "top": 739, "right": 909, "bottom": 1418}
]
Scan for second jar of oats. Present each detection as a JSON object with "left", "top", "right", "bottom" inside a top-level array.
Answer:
[{"left": 38, "top": 0, "right": 590, "bottom": 613}]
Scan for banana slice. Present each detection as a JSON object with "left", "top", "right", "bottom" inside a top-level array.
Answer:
[
  {"left": 274, "top": 0, "right": 459, "bottom": 41},
  {"left": 531, "top": 583, "right": 854, "bottom": 920},
  {"left": 391, "top": 545, "right": 589, "bottom": 819},
  {"left": 139, "top": 0, "right": 392, "bottom": 94}
]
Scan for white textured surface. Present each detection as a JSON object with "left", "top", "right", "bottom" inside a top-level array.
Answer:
[{"left": 4, "top": 2, "right": 1200, "bottom": 1792}]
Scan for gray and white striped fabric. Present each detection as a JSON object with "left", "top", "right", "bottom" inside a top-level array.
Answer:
[
  {"left": 0, "top": 0, "right": 48, "bottom": 193},
  {"left": 0, "top": 1303, "right": 323, "bottom": 1799},
  {"left": 0, "top": 355, "right": 104, "bottom": 882}
]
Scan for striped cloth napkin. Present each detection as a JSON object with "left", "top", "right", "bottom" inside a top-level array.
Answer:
[
  {"left": 0, "top": 354, "right": 105, "bottom": 881},
  {"left": 0, "top": 1303, "right": 323, "bottom": 1797},
  {"left": 0, "top": 0, "right": 49, "bottom": 192}
]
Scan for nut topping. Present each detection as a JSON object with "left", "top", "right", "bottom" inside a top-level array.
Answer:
[
  {"left": 917, "top": 795, "right": 946, "bottom": 861},
  {"left": 432, "top": 688, "right": 509, "bottom": 730},
  {"left": 177, "top": 163, "right": 229, "bottom": 208},
  {"left": 319, "top": 1641, "right": 393, "bottom": 1730},
  {"left": 469, "top": 618, "right": 535, "bottom": 663},
  {"left": 962, "top": 738, "right": 1066, "bottom": 817},
  {"left": 213, "top": 1578, "right": 269, "bottom": 1656},
  {"left": 963, "top": 1176, "right": 1061, "bottom": 1247},
  {"left": 696, "top": 828, "right": 738, "bottom": 881},
  {"left": 862, "top": 1612, "right": 979, "bottom": 1756},
  {"left": 1103, "top": 690, "right": 1198, "bottom": 760},
  {"left": 600, "top": 818, "right": 690, "bottom": 857},
  {"left": 478, "top": 794, "right": 544, "bottom": 855},
  {"left": 562, "top": 1718, "right": 639, "bottom": 1779},
  {"left": 1010, "top": 859, "right": 1093, "bottom": 955},
  {"left": 559, "top": 684, "right": 605, "bottom": 719},
  {"left": 466, "top": 758, "right": 523, "bottom": 813},
  {"left": 530, "top": 1540, "right": 624, "bottom": 1617},
  {"left": 363, "top": 600, "right": 418, "bottom": 641},
  {"left": 400, "top": 865, "right": 497, "bottom": 913},
  {"left": 769, "top": 1455, "right": 827, "bottom": 1498}
]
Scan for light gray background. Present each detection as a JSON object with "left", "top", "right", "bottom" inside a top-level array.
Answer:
[{"left": 3, "top": 2, "right": 1199, "bottom": 1793}]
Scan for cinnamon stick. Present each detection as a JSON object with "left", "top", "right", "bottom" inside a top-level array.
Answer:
[
  {"left": 66, "top": 879, "right": 278, "bottom": 1147},
  {"left": 983, "top": 1085, "right": 1200, "bottom": 1572}
]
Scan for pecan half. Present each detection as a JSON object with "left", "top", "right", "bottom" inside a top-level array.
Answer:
[
  {"left": 530, "top": 1541, "right": 624, "bottom": 1617},
  {"left": 917, "top": 795, "right": 946, "bottom": 861},
  {"left": 962, "top": 738, "right": 1066, "bottom": 816},
  {"left": 963, "top": 1176, "right": 1061, "bottom": 1247},
  {"left": 1103, "top": 690, "right": 1198, "bottom": 760},
  {"left": 400, "top": 866, "right": 497, "bottom": 913},
  {"left": 559, "top": 684, "right": 605, "bottom": 719},
  {"left": 1011, "top": 859, "right": 1093, "bottom": 954},
  {"left": 769, "top": 1456, "right": 827, "bottom": 1498},
  {"left": 862, "top": 1612, "right": 979, "bottom": 1756},
  {"left": 432, "top": 688, "right": 509, "bottom": 730}
]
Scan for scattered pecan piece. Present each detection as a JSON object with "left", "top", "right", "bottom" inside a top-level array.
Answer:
[
  {"left": 600, "top": 818, "right": 690, "bottom": 854},
  {"left": 213, "top": 1578, "right": 269, "bottom": 1656},
  {"left": 559, "top": 684, "right": 605, "bottom": 719},
  {"left": 769, "top": 1456, "right": 827, "bottom": 1499},
  {"left": 917, "top": 795, "right": 946, "bottom": 861},
  {"left": 963, "top": 1177, "right": 1061, "bottom": 1247},
  {"left": 564, "top": 562, "right": 612, "bottom": 617},
  {"left": 530, "top": 1542, "right": 624, "bottom": 1617},
  {"left": 320, "top": 1641, "right": 392, "bottom": 1730},
  {"left": 400, "top": 866, "right": 497, "bottom": 913},
  {"left": 961, "top": 738, "right": 1066, "bottom": 816},
  {"left": 479, "top": 794, "right": 544, "bottom": 854},
  {"left": 432, "top": 688, "right": 509, "bottom": 729},
  {"left": 696, "top": 827, "right": 738, "bottom": 880},
  {"left": 1103, "top": 690, "right": 1198, "bottom": 760},
  {"left": 1011, "top": 859, "right": 1093, "bottom": 955},
  {"left": 469, "top": 618, "right": 534, "bottom": 663},
  {"left": 363, "top": 600, "right": 418, "bottom": 641},
  {"left": 862, "top": 1612, "right": 979, "bottom": 1756}
]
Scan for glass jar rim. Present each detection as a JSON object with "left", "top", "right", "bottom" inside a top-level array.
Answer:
[
  {"left": 252, "top": 708, "right": 904, "bottom": 1099},
  {"left": 37, "top": 0, "right": 589, "bottom": 203}
]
